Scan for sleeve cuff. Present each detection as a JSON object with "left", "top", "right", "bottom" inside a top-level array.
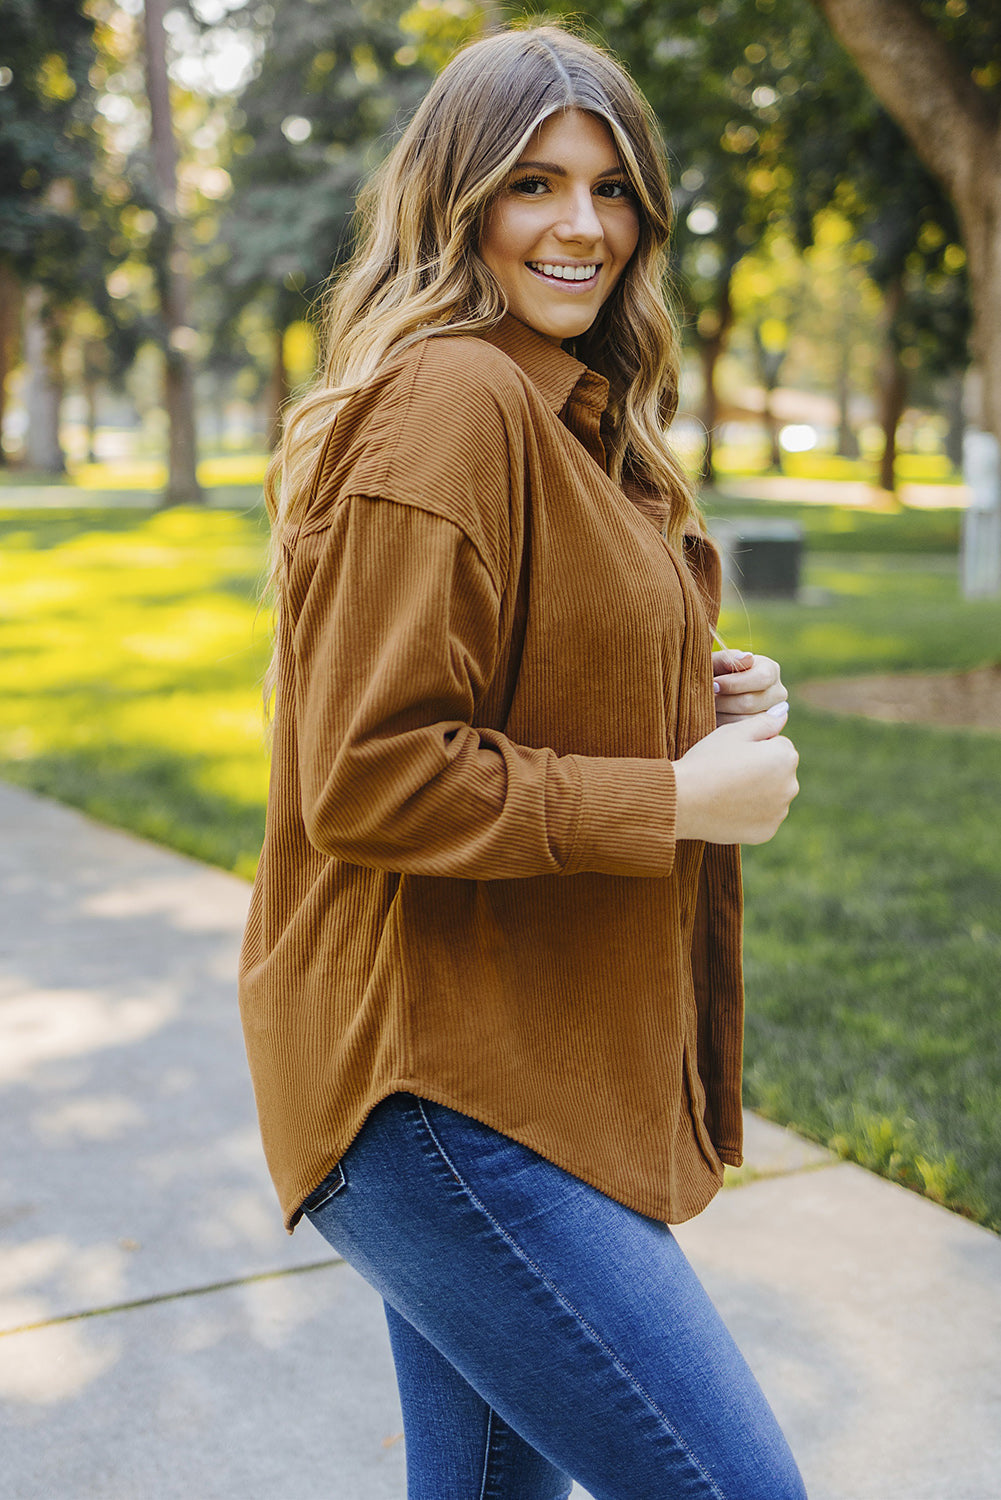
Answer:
[{"left": 561, "top": 756, "right": 677, "bottom": 878}]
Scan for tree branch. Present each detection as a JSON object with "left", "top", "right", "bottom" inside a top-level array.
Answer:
[{"left": 811, "top": 0, "right": 997, "bottom": 208}]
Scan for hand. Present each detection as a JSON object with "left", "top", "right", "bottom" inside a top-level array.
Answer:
[
  {"left": 712, "top": 649, "right": 788, "bottom": 726},
  {"left": 674, "top": 703, "right": 799, "bottom": 845}
]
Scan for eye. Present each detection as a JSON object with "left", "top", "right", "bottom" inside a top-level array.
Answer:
[
  {"left": 596, "top": 179, "right": 634, "bottom": 200},
  {"left": 509, "top": 174, "right": 550, "bottom": 196}
]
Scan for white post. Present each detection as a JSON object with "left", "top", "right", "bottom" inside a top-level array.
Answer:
[{"left": 961, "top": 430, "right": 1001, "bottom": 598}]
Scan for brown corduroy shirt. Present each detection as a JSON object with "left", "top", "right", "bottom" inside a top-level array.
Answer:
[{"left": 239, "top": 314, "right": 744, "bottom": 1232}]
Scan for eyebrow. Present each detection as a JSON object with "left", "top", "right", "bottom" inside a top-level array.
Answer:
[{"left": 513, "top": 159, "right": 626, "bottom": 179}]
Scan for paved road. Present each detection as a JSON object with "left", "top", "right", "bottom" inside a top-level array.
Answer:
[{"left": 1, "top": 783, "right": 998, "bottom": 1499}]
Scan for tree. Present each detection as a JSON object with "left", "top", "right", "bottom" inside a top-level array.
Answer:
[
  {"left": 212, "top": 0, "right": 430, "bottom": 442},
  {"left": 0, "top": 0, "right": 157, "bottom": 472},
  {"left": 573, "top": 0, "right": 978, "bottom": 493},
  {"left": 779, "top": 42, "right": 971, "bottom": 491},
  {"left": 0, "top": 0, "right": 101, "bottom": 469},
  {"left": 730, "top": 228, "right": 809, "bottom": 467},
  {"left": 569, "top": 0, "right": 854, "bottom": 479},
  {"left": 142, "top": 0, "right": 203, "bottom": 503},
  {"left": 809, "top": 0, "right": 1001, "bottom": 467}
]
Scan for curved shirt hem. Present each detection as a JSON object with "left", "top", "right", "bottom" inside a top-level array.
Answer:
[{"left": 284, "top": 1081, "right": 726, "bottom": 1234}]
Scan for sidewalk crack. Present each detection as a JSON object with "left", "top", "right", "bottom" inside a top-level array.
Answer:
[{"left": 0, "top": 1256, "right": 344, "bottom": 1339}]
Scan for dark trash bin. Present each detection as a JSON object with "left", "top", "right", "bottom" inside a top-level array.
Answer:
[{"left": 710, "top": 518, "right": 803, "bottom": 599}]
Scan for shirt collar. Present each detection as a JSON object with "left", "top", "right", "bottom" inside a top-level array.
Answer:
[{"left": 479, "top": 314, "right": 609, "bottom": 416}]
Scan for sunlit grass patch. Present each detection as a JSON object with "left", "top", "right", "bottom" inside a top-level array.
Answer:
[
  {"left": 0, "top": 506, "right": 272, "bottom": 879},
  {"left": 703, "top": 491, "right": 962, "bottom": 553},
  {"left": 710, "top": 444, "right": 961, "bottom": 486},
  {"left": 69, "top": 453, "right": 270, "bottom": 490}
]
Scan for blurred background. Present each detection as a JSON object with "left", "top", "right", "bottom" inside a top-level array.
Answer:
[
  {"left": 2, "top": 0, "right": 997, "bottom": 502},
  {"left": 1, "top": 1, "right": 1000, "bottom": 1232}
]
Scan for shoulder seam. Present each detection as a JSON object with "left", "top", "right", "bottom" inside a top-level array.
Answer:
[
  {"left": 375, "top": 338, "right": 429, "bottom": 488},
  {"left": 298, "top": 492, "right": 503, "bottom": 601}
]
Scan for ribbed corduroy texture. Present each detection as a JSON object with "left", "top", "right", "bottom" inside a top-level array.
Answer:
[{"left": 239, "top": 316, "right": 744, "bottom": 1232}]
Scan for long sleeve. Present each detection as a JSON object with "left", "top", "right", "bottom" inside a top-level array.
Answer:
[{"left": 292, "top": 495, "right": 679, "bottom": 881}]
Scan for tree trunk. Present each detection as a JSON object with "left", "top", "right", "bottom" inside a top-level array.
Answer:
[
  {"left": 752, "top": 327, "right": 786, "bottom": 470},
  {"left": 0, "top": 260, "right": 20, "bottom": 465},
  {"left": 267, "top": 323, "right": 289, "bottom": 452},
  {"left": 836, "top": 340, "right": 859, "bottom": 459},
  {"left": 143, "top": 0, "right": 203, "bottom": 506},
  {"left": 763, "top": 382, "right": 783, "bottom": 472},
  {"left": 82, "top": 338, "right": 107, "bottom": 465},
  {"left": 811, "top": 0, "right": 1000, "bottom": 581},
  {"left": 83, "top": 376, "right": 99, "bottom": 465},
  {"left": 959, "top": 169, "right": 1001, "bottom": 456},
  {"left": 698, "top": 337, "right": 720, "bottom": 484},
  {"left": 697, "top": 275, "right": 734, "bottom": 485},
  {"left": 943, "top": 368, "right": 965, "bottom": 472},
  {"left": 877, "top": 276, "right": 906, "bottom": 493},
  {"left": 877, "top": 350, "right": 907, "bottom": 494},
  {"left": 23, "top": 286, "right": 65, "bottom": 474}
]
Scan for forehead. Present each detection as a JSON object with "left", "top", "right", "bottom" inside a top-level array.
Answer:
[{"left": 519, "top": 108, "right": 622, "bottom": 164}]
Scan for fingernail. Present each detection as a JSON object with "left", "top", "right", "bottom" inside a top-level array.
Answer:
[
  {"left": 766, "top": 702, "right": 789, "bottom": 718},
  {"left": 713, "top": 681, "right": 721, "bottom": 694}
]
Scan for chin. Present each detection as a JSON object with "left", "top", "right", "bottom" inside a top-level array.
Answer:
[{"left": 523, "top": 307, "right": 596, "bottom": 342}]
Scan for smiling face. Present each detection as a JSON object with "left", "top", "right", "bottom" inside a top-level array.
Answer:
[{"left": 479, "top": 108, "right": 641, "bottom": 345}]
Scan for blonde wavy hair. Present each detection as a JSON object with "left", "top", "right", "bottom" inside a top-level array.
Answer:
[{"left": 265, "top": 24, "right": 700, "bottom": 660}]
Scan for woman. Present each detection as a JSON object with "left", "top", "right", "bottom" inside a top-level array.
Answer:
[{"left": 239, "top": 24, "right": 805, "bottom": 1500}]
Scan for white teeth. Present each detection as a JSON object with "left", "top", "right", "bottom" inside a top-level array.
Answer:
[{"left": 529, "top": 262, "right": 598, "bottom": 281}]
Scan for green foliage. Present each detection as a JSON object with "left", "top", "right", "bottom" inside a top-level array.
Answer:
[
  {"left": 399, "top": 0, "right": 491, "bottom": 70},
  {"left": 573, "top": 0, "right": 837, "bottom": 331},
  {"left": 0, "top": 0, "right": 99, "bottom": 275},
  {"left": 0, "top": 0, "right": 152, "bottom": 384},
  {"left": 561, "top": 0, "right": 977, "bottom": 450},
  {"left": 212, "top": 0, "right": 431, "bottom": 341},
  {"left": 915, "top": 0, "right": 1001, "bottom": 104}
]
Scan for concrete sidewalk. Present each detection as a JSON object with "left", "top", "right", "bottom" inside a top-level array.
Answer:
[{"left": 1, "top": 782, "right": 998, "bottom": 1499}]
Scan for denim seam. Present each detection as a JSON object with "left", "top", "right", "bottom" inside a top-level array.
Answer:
[
  {"left": 414, "top": 1098, "right": 727, "bottom": 1500},
  {"left": 478, "top": 1407, "right": 494, "bottom": 1500}
]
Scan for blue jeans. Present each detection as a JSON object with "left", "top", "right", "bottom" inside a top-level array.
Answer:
[{"left": 303, "top": 1094, "right": 807, "bottom": 1500}]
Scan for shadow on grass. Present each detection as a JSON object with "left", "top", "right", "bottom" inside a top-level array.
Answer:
[
  {"left": 0, "top": 509, "right": 159, "bottom": 549},
  {"left": 0, "top": 749, "right": 265, "bottom": 881}
]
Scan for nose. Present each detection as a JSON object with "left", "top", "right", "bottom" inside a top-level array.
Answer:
[{"left": 555, "top": 186, "right": 603, "bottom": 245}]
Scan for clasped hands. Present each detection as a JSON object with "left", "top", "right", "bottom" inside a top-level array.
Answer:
[
  {"left": 672, "top": 648, "right": 798, "bottom": 846},
  {"left": 712, "top": 649, "right": 787, "bottom": 725}
]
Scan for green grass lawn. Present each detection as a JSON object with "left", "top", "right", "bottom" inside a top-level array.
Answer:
[
  {"left": 0, "top": 505, "right": 273, "bottom": 879},
  {"left": 2, "top": 498, "right": 1000, "bottom": 1231}
]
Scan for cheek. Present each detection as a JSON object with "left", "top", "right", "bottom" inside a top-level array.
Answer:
[
  {"left": 616, "top": 208, "right": 641, "bottom": 264},
  {"left": 481, "top": 200, "right": 547, "bottom": 273},
  {"left": 481, "top": 202, "right": 523, "bottom": 268},
  {"left": 478, "top": 206, "right": 503, "bottom": 273}
]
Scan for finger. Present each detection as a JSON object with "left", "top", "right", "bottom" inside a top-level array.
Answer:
[
  {"left": 712, "top": 649, "right": 754, "bottom": 678},
  {"left": 725, "top": 701, "right": 789, "bottom": 739},
  {"left": 716, "top": 684, "right": 789, "bottom": 714},
  {"left": 715, "top": 669, "right": 772, "bottom": 696},
  {"left": 714, "top": 657, "right": 781, "bottom": 693}
]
